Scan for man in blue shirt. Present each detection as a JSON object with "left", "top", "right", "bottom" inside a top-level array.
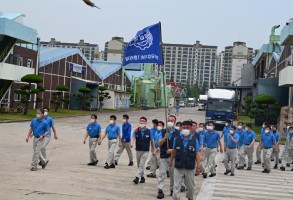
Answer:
[
  {"left": 83, "top": 114, "right": 102, "bottom": 166},
  {"left": 147, "top": 120, "right": 164, "bottom": 178},
  {"left": 114, "top": 114, "right": 133, "bottom": 166},
  {"left": 170, "top": 120, "right": 200, "bottom": 200},
  {"left": 271, "top": 125, "right": 281, "bottom": 169},
  {"left": 255, "top": 122, "right": 270, "bottom": 164},
  {"left": 131, "top": 117, "right": 155, "bottom": 184},
  {"left": 224, "top": 126, "right": 239, "bottom": 176},
  {"left": 243, "top": 124, "right": 256, "bottom": 170},
  {"left": 236, "top": 122, "right": 247, "bottom": 169},
  {"left": 280, "top": 122, "right": 292, "bottom": 166},
  {"left": 259, "top": 127, "right": 276, "bottom": 173},
  {"left": 175, "top": 104, "right": 180, "bottom": 116},
  {"left": 202, "top": 121, "right": 223, "bottom": 178},
  {"left": 100, "top": 115, "right": 121, "bottom": 169},
  {"left": 280, "top": 126, "right": 293, "bottom": 171},
  {"left": 26, "top": 109, "right": 50, "bottom": 171},
  {"left": 39, "top": 107, "right": 58, "bottom": 168},
  {"left": 221, "top": 120, "right": 232, "bottom": 164},
  {"left": 198, "top": 123, "right": 206, "bottom": 176}
]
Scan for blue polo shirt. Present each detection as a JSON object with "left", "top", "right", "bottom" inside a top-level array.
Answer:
[
  {"left": 203, "top": 130, "right": 221, "bottom": 149},
  {"left": 176, "top": 105, "right": 179, "bottom": 110},
  {"left": 154, "top": 130, "right": 162, "bottom": 148},
  {"left": 43, "top": 116, "right": 54, "bottom": 137},
  {"left": 223, "top": 125, "right": 231, "bottom": 143},
  {"left": 199, "top": 131, "right": 206, "bottom": 146},
  {"left": 244, "top": 130, "right": 256, "bottom": 145},
  {"left": 30, "top": 118, "right": 50, "bottom": 138},
  {"left": 261, "top": 133, "right": 276, "bottom": 149},
  {"left": 86, "top": 122, "right": 101, "bottom": 138},
  {"left": 167, "top": 128, "right": 177, "bottom": 140},
  {"left": 272, "top": 131, "right": 280, "bottom": 142},
  {"left": 173, "top": 134, "right": 200, "bottom": 152},
  {"left": 227, "top": 133, "right": 239, "bottom": 148},
  {"left": 132, "top": 127, "right": 154, "bottom": 139},
  {"left": 105, "top": 123, "right": 121, "bottom": 139},
  {"left": 121, "top": 122, "right": 132, "bottom": 142},
  {"left": 236, "top": 129, "right": 246, "bottom": 147}
]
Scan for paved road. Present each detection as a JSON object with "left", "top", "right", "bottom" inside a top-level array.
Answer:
[
  {"left": 0, "top": 107, "right": 205, "bottom": 200},
  {"left": 197, "top": 144, "right": 293, "bottom": 200}
]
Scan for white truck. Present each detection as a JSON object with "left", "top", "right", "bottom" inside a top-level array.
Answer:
[
  {"left": 198, "top": 95, "right": 207, "bottom": 111},
  {"left": 187, "top": 98, "right": 196, "bottom": 107}
]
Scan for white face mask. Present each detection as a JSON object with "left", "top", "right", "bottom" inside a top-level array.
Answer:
[
  {"left": 91, "top": 119, "right": 95, "bottom": 123},
  {"left": 265, "top": 130, "right": 269, "bottom": 133},
  {"left": 230, "top": 130, "right": 234, "bottom": 134},
  {"left": 140, "top": 123, "right": 146, "bottom": 128},
  {"left": 198, "top": 127, "right": 204, "bottom": 132},
  {"left": 44, "top": 112, "right": 48, "bottom": 116},
  {"left": 167, "top": 122, "right": 174, "bottom": 128},
  {"left": 246, "top": 127, "right": 249, "bottom": 131},
  {"left": 175, "top": 126, "right": 180, "bottom": 130},
  {"left": 207, "top": 126, "right": 214, "bottom": 130},
  {"left": 225, "top": 123, "right": 229, "bottom": 127},
  {"left": 287, "top": 126, "right": 291, "bottom": 130},
  {"left": 157, "top": 126, "right": 162, "bottom": 131},
  {"left": 110, "top": 120, "right": 114, "bottom": 125},
  {"left": 182, "top": 129, "right": 190, "bottom": 136},
  {"left": 237, "top": 125, "right": 242, "bottom": 129},
  {"left": 122, "top": 119, "right": 126, "bottom": 123}
]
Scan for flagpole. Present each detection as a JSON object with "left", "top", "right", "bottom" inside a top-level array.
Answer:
[{"left": 159, "top": 22, "right": 169, "bottom": 149}]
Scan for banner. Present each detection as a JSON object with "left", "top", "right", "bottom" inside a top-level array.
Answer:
[
  {"left": 69, "top": 63, "right": 83, "bottom": 73},
  {"left": 122, "top": 23, "right": 163, "bottom": 66}
]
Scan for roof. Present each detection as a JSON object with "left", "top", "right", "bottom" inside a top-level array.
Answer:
[
  {"left": 91, "top": 60, "right": 121, "bottom": 80},
  {"left": 125, "top": 70, "right": 144, "bottom": 83},
  {"left": 0, "top": 12, "right": 25, "bottom": 21},
  {"left": 207, "top": 89, "right": 235, "bottom": 100},
  {"left": 252, "top": 44, "right": 274, "bottom": 65}
]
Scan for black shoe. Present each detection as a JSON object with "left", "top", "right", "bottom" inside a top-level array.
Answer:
[
  {"left": 38, "top": 161, "right": 42, "bottom": 166},
  {"left": 262, "top": 163, "right": 264, "bottom": 168},
  {"left": 42, "top": 160, "right": 49, "bottom": 169},
  {"left": 286, "top": 163, "right": 290, "bottom": 167},
  {"left": 209, "top": 173, "right": 216, "bottom": 177},
  {"left": 291, "top": 161, "right": 293, "bottom": 164},
  {"left": 224, "top": 170, "right": 231, "bottom": 175},
  {"left": 215, "top": 164, "right": 218, "bottom": 168},
  {"left": 247, "top": 167, "right": 252, "bottom": 170},
  {"left": 237, "top": 166, "right": 244, "bottom": 170},
  {"left": 279, "top": 159, "right": 282, "bottom": 164},
  {"left": 146, "top": 166, "right": 151, "bottom": 170},
  {"left": 273, "top": 164, "right": 278, "bottom": 169},
  {"left": 140, "top": 177, "right": 145, "bottom": 183},
  {"left": 157, "top": 166, "right": 159, "bottom": 169},
  {"left": 133, "top": 177, "right": 139, "bottom": 184},
  {"left": 30, "top": 167, "right": 37, "bottom": 171},
  {"left": 203, "top": 173, "right": 207, "bottom": 178},
  {"left": 262, "top": 169, "right": 270, "bottom": 173},
  {"left": 166, "top": 170, "right": 170, "bottom": 178},
  {"left": 157, "top": 189, "right": 164, "bottom": 199},
  {"left": 230, "top": 173, "right": 234, "bottom": 176},
  {"left": 280, "top": 166, "right": 285, "bottom": 171},
  {"left": 291, "top": 168, "right": 293, "bottom": 171},
  {"left": 180, "top": 186, "right": 186, "bottom": 192},
  {"left": 262, "top": 169, "right": 267, "bottom": 173},
  {"left": 244, "top": 163, "right": 247, "bottom": 167},
  {"left": 115, "top": 160, "right": 118, "bottom": 165},
  {"left": 254, "top": 160, "right": 261, "bottom": 164},
  {"left": 109, "top": 164, "right": 115, "bottom": 168},
  {"left": 271, "top": 158, "right": 274, "bottom": 162},
  {"left": 128, "top": 161, "right": 133, "bottom": 166},
  {"left": 104, "top": 164, "right": 110, "bottom": 169},
  {"left": 170, "top": 189, "right": 173, "bottom": 196},
  {"left": 147, "top": 173, "right": 156, "bottom": 178}
]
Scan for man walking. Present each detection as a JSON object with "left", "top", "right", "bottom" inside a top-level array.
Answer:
[
  {"left": 271, "top": 125, "right": 280, "bottom": 169},
  {"left": 83, "top": 114, "right": 101, "bottom": 166},
  {"left": 39, "top": 107, "right": 58, "bottom": 167},
  {"left": 175, "top": 104, "right": 180, "bottom": 116},
  {"left": 101, "top": 115, "right": 121, "bottom": 169},
  {"left": 280, "top": 126, "right": 293, "bottom": 171},
  {"left": 255, "top": 122, "right": 270, "bottom": 164},
  {"left": 114, "top": 114, "right": 133, "bottom": 166},
  {"left": 26, "top": 109, "right": 50, "bottom": 171},
  {"left": 243, "top": 124, "right": 256, "bottom": 170},
  {"left": 259, "top": 127, "right": 276, "bottom": 173},
  {"left": 224, "top": 126, "right": 239, "bottom": 176},
  {"left": 236, "top": 122, "right": 246, "bottom": 169},
  {"left": 131, "top": 117, "right": 155, "bottom": 184}
]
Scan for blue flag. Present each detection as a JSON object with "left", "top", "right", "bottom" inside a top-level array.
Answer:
[{"left": 122, "top": 23, "right": 163, "bottom": 66}]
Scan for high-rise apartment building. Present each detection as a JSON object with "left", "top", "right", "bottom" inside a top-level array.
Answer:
[
  {"left": 221, "top": 42, "right": 253, "bottom": 86},
  {"left": 41, "top": 38, "right": 99, "bottom": 61},
  {"left": 104, "top": 36, "right": 125, "bottom": 62}
]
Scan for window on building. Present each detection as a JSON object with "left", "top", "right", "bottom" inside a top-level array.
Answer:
[
  {"left": 14, "top": 93, "right": 21, "bottom": 101},
  {"left": 27, "top": 59, "right": 33, "bottom": 68}
]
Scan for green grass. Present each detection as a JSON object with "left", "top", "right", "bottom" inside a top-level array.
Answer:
[{"left": 0, "top": 108, "right": 114, "bottom": 122}]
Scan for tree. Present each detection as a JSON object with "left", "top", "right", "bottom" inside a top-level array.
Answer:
[
  {"left": 73, "top": 87, "right": 94, "bottom": 110},
  {"left": 200, "top": 82, "right": 208, "bottom": 94},
  {"left": 254, "top": 94, "right": 279, "bottom": 124},
  {"left": 98, "top": 86, "right": 111, "bottom": 107},
  {"left": 51, "top": 84, "right": 70, "bottom": 112},
  {"left": 15, "top": 74, "right": 45, "bottom": 115}
]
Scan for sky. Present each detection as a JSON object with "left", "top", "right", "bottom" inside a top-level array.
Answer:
[{"left": 1, "top": 0, "right": 293, "bottom": 51}]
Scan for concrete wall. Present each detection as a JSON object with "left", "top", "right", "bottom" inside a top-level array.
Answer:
[
  {"left": 103, "top": 90, "right": 130, "bottom": 110},
  {"left": 241, "top": 64, "right": 254, "bottom": 86}
]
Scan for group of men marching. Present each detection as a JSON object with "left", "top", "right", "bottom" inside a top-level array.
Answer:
[{"left": 26, "top": 108, "right": 293, "bottom": 200}]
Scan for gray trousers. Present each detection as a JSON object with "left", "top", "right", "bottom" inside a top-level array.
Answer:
[
  {"left": 173, "top": 168, "right": 195, "bottom": 200},
  {"left": 271, "top": 144, "right": 280, "bottom": 165},
  {"left": 32, "top": 137, "right": 45, "bottom": 168},
  {"left": 107, "top": 139, "right": 117, "bottom": 165},
  {"left": 238, "top": 145, "right": 245, "bottom": 167},
  {"left": 256, "top": 144, "right": 263, "bottom": 161},
  {"left": 114, "top": 142, "right": 133, "bottom": 162},
  {"left": 203, "top": 148, "right": 217, "bottom": 174},
  {"left": 158, "top": 157, "right": 174, "bottom": 191},
  {"left": 39, "top": 136, "right": 51, "bottom": 163},
  {"left": 135, "top": 151, "right": 149, "bottom": 178},
  {"left": 224, "top": 148, "right": 237, "bottom": 173},
  {"left": 150, "top": 153, "right": 160, "bottom": 174},
  {"left": 263, "top": 148, "right": 273, "bottom": 170},
  {"left": 282, "top": 149, "right": 293, "bottom": 167},
  {"left": 89, "top": 137, "right": 98, "bottom": 163},
  {"left": 244, "top": 145, "right": 254, "bottom": 167},
  {"left": 200, "top": 147, "right": 207, "bottom": 172}
]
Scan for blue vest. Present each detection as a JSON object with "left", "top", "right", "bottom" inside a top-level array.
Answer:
[
  {"left": 160, "top": 129, "right": 180, "bottom": 158},
  {"left": 174, "top": 136, "right": 197, "bottom": 170},
  {"left": 135, "top": 128, "right": 151, "bottom": 151}
]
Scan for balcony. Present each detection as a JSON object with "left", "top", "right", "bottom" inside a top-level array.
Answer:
[
  {"left": 0, "top": 63, "right": 34, "bottom": 81},
  {"left": 279, "top": 66, "right": 293, "bottom": 86},
  {"left": 280, "top": 20, "right": 293, "bottom": 45}
]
